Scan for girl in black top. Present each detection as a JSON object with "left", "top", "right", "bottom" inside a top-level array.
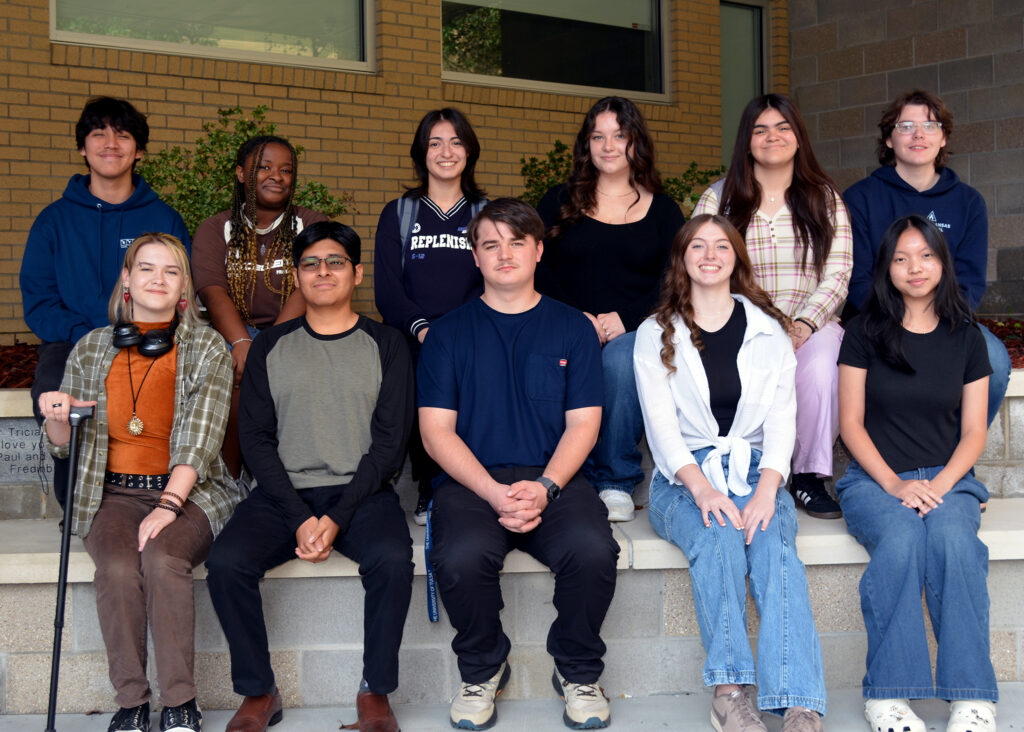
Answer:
[
  {"left": 374, "top": 108, "right": 487, "bottom": 524},
  {"left": 536, "top": 96, "right": 685, "bottom": 521},
  {"left": 835, "top": 215, "right": 995, "bottom": 732}
]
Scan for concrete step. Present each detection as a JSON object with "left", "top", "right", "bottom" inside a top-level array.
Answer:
[{"left": 3, "top": 684, "right": 1024, "bottom": 730}]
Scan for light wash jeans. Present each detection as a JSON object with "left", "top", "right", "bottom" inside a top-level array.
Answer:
[
  {"left": 648, "top": 447, "right": 826, "bottom": 716},
  {"left": 835, "top": 460, "right": 998, "bottom": 702},
  {"left": 584, "top": 330, "right": 645, "bottom": 495},
  {"left": 980, "top": 323, "right": 1011, "bottom": 426}
]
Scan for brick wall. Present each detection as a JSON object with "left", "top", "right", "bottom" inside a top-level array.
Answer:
[
  {"left": 788, "top": 0, "right": 1024, "bottom": 315},
  {"left": 0, "top": 0, "right": 755, "bottom": 343}
]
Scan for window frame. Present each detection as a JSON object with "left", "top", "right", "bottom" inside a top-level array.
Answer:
[
  {"left": 441, "top": 0, "right": 671, "bottom": 103},
  {"left": 49, "top": 0, "right": 376, "bottom": 73}
]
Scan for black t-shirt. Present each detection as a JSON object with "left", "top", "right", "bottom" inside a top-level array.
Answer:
[
  {"left": 535, "top": 185, "right": 686, "bottom": 332},
  {"left": 698, "top": 299, "right": 746, "bottom": 436},
  {"left": 838, "top": 315, "right": 991, "bottom": 473}
]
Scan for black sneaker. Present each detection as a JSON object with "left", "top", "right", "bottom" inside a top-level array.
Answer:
[
  {"left": 108, "top": 703, "right": 150, "bottom": 732},
  {"left": 790, "top": 473, "right": 842, "bottom": 519},
  {"left": 413, "top": 494, "right": 429, "bottom": 526},
  {"left": 160, "top": 698, "right": 202, "bottom": 732}
]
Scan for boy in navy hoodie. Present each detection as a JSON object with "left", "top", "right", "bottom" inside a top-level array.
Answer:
[
  {"left": 20, "top": 97, "right": 190, "bottom": 504},
  {"left": 844, "top": 89, "right": 1011, "bottom": 423}
]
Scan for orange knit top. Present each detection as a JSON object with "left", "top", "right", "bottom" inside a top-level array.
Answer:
[{"left": 105, "top": 322, "right": 178, "bottom": 475}]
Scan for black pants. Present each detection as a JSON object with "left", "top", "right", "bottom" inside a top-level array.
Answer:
[
  {"left": 430, "top": 467, "right": 619, "bottom": 684},
  {"left": 31, "top": 342, "right": 74, "bottom": 506},
  {"left": 205, "top": 485, "right": 413, "bottom": 696}
]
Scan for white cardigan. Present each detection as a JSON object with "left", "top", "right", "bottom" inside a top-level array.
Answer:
[{"left": 633, "top": 295, "right": 797, "bottom": 497}]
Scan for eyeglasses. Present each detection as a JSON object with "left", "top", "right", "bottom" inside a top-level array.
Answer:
[
  {"left": 297, "top": 254, "right": 352, "bottom": 273},
  {"left": 893, "top": 121, "right": 943, "bottom": 135}
]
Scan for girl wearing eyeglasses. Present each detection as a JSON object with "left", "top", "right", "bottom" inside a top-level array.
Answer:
[
  {"left": 843, "top": 89, "right": 1011, "bottom": 427},
  {"left": 695, "top": 94, "right": 852, "bottom": 523},
  {"left": 191, "top": 135, "right": 328, "bottom": 477}
]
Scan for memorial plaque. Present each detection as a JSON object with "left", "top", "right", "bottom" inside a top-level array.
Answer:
[{"left": 0, "top": 418, "right": 54, "bottom": 485}]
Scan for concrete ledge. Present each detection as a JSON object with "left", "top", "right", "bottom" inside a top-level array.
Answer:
[
  {"left": 2, "top": 366, "right": 1022, "bottom": 416},
  {"left": 5, "top": 498, "right": 1024, "bottom": 584}
]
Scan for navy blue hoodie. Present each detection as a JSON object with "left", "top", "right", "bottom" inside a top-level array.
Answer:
[
  {"left": 843, "top": 166, "right": 988, "bottom": 313},
  {"left": 20, "top": 173, "right": 190, "bottom": 343}
]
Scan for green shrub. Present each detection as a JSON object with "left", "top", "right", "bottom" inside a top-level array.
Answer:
[
  {"left": 136, "top": 105, "right": 352, "bottom": 235},
  {"left": 663, "top": 161, "right": 727, "bottom": 216},
  {"left": 519, "top": 140, "right": 572, "bottom": 207},
  {"left": 519, "top": 140, "right": 724, "bottom": 214}
]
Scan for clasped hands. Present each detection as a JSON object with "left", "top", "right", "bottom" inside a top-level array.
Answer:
[
  {"left": 489, "top": 480, "right": 549, "bottom": 534},
  {"left": 885, "top": 478, "right": 945, "bottom": 515},
  {"left": 295, "top": 514, "right": 341, "bottom": 563}
]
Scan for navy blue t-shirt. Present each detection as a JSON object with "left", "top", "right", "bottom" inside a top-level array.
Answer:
[{"left": 417, "top": 295, "right": 603, "bottom": 471}]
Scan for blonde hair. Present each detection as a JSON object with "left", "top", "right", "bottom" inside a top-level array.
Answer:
[{"left": 108, "top": 232, "right": 202, "bottom": 326}]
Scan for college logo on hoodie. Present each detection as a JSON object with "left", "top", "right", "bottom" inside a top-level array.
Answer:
[
  {"left": 120, "top": 238, "right": 134, "bottom": 249},
  {"left": 926, "top": 211, "right": 951, "bottom": 231}
]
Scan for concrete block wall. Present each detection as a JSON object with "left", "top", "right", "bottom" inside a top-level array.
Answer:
[
  {"left": 0, "top": 0, "right": 738, "bottom": 344},
  {"left": 4, "top": 561, "right": 1024, "bottom": 714},
  {"left": 787, "top": 0, "right": 1024, "bottom": 314}
]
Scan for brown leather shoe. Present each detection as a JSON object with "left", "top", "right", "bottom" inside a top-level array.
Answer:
[
  {"left": 226, "top": 687, "right": 283, "bottom": 732},
  {"left": 356, "top": 690, "right": 399, "bottom": 732}
]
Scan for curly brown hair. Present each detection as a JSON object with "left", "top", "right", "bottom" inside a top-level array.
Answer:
[{"left": 652, "top": 214, "right": 790, "bottom": 375}]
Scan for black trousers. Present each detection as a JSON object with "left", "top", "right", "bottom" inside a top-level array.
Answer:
[
  {"left": 430, "top": 467, "right": 619, "bottom": 684},
  {"left": 31, "top": 341, "right": 74, "bottom": 506},
  {"left": 205, "top": 485, "right": 413, "bottom": 696}
]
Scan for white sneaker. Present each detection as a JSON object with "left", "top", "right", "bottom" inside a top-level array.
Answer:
[
  {"left": 599, "top": 489, "right": 635, "bottom": 522},
  {"left": 948, "top": 700, "right": 996, "bottom": 732},
  {"left": 864, "top": 698, "right": 925, "bottom": 732},
  {"left": 450, "top": 662, "right": 510, "bottom": 730},
  {"left": 552, "top": 668, "right": 610, "bottom": 729}
]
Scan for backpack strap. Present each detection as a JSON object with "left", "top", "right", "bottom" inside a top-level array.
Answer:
[{"left": 397, "top": 196, "right": 421, "bottom": 274}]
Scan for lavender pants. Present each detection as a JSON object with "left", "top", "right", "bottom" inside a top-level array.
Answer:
[{"left": 793, "top": 320, "right": 843, "bottom": 477}]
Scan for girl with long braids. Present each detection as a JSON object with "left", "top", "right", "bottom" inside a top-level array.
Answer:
[
  {"left": 836, "top": 216, "right": 995, "bottom": 732},
  {"left": 192, "top": 135, "right": 327, "bottom": 476},
  {"left": 634, "top": 214, "right": 826, "bottom": 732},
  {"left": 536, "top": 96, "right": 685, "bottom": 522},
  {"left": 695, "top": 93, "right": 852, "bottom": 521}
]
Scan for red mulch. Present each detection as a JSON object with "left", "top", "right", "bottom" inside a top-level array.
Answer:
[
  {"left": 0, "top": 342, "right": 39, "bottom": 388},
  {"left": 978, "top": 317, "right": 1024, "bottom": 369},
  {"left": 0, "top": 318, "right": 1021, "bottom": 387}
]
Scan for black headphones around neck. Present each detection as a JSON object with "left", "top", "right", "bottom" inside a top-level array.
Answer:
[{"left": 112, "top": 316, "right": 180, "bottom": 357}]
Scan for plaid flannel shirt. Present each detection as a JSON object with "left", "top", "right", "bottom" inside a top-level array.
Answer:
[
  {"left": 44, "top": 320, "right": 240, "bottom": 538},
  {"left": 696, "top": 185, "right": 853, "bottom": 329}
]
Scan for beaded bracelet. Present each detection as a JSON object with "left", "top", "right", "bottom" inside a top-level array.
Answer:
[
  {"left": 161, "top": 490, "right": 187, "bottom": 507},
  {"left": 230, "top": 336, "right": 253, "bottom": 347},
  {"left": 155, "top": 498, "right": 182, "bottom": 516}
]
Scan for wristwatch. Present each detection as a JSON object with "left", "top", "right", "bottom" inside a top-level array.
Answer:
[{"left": 536, "top": 476, "right": 561, "bottom": 504}]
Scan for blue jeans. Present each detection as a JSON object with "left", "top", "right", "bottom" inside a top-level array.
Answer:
[
  {"left": 835, "top": 460, "right": 997, "bottom": 702},
  {"left": 980, "top": 323, "right": 1011, "bottom": 426},
  {"left": 585, "top": 331, "right": 645, "bottom": 494},
  {"left": 648, "top": 447, "right": 826, "bottom": 715}
]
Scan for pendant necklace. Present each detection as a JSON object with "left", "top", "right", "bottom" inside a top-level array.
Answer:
[{"left": 126, "top": 348, "right": 159, "bottom": 436}]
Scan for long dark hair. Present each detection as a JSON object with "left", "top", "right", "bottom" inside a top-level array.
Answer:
[
  {"left": 652, "top": 214, "right": 790, "bottom": 375},
  {"left": 407, "top": 107, "right": 485, "bottom": 202},
  {"left": 225, "top": 135, "right": 299, "bottom": 326},
  {"left": 718, "top": 94, "right": 839, "bottom": 281},
  {"left": 862, "top": 215, "right": 974, "bottom": 373},
  {"left": 550, "top": 96, "right": 663, "bottom": 239}
]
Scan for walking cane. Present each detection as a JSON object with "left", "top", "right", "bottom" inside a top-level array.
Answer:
[{"left": 45, "top": 404, "right": 95, "bottom": 732}]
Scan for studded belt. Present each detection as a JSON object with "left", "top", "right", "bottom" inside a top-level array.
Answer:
[{"left": 104, "top": 471, "right": 170, "bottom": 491}]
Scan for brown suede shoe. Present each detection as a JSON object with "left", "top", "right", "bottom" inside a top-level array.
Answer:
[
  {"left": 356, "top": 690, "right": 399, "bottom": 732},
  {"left": 226, "top": 687, "right": 283, "bottom": 732}
]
